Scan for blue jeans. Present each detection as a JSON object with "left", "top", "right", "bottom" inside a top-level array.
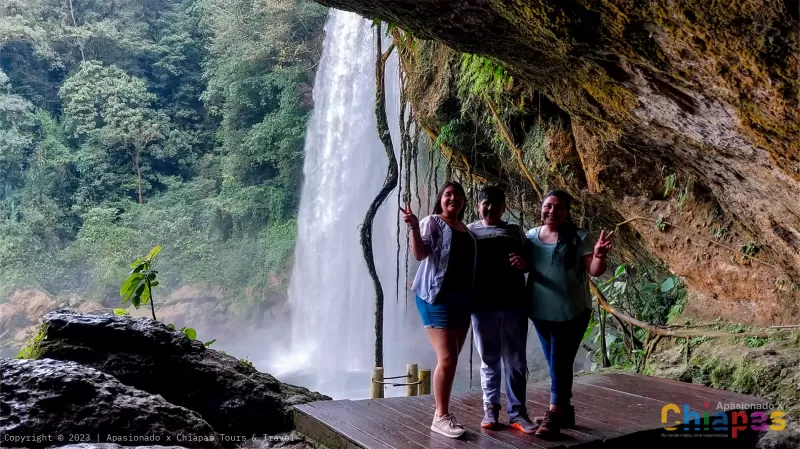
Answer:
[
  {"left": 471, "top": 309, "right": 528, "bottom": 418},
  {"left": 532, "top": 308, "right": 591, "bottom": 406}
]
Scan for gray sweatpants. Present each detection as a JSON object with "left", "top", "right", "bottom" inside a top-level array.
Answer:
[{"left": 471, "top": 309, "right": 529, "bottom": 419}]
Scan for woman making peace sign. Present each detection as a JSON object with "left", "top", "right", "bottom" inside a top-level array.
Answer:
[
  {"left": 526, "top": 190, "right": 614, "bottom": 438},
  {"left": 401, "top": 181, "right": 476, "bottom": 439}
]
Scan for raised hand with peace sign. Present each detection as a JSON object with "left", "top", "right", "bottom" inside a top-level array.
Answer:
[
  {"left": 593, "top": 230, "right": 614, "bottom": 259},
  {"left": 399, "top": 202, "right": 419, "bottom": 230},
  {"left": 400, "top": 202, "right": 430, "bottom": 261}
]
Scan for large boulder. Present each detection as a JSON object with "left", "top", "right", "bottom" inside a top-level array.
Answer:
[
  {"left": 0, "top": 358, "right": 220, "bottom": 448},
  {"left": 37, "top": 309, "right": 330, "bottom": 440}
]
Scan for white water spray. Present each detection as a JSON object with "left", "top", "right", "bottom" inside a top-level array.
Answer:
[{"left": 268, "top": 10, "right": 433, "bottom": 399}]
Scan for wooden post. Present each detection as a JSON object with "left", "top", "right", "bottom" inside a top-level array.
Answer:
[
  {"left": 419, "top": 368, "right": 431, "bottom": 395},
  {"left": 406, "top": 363, "right": 419, "bottom": 396},
  {"left": 371, "top": 367, "right": 384, "bottom": 399}
]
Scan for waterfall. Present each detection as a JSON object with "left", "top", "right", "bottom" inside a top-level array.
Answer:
[{"left": 267, "top": 10, "right": 434, "bottom": 400}]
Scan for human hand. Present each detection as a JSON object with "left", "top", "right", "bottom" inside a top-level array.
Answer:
[
  {"left": 594, "top": 230, "right": 614, "bottom": 258},
  {"left": 509, "top": 253, "right": 527, "bottom": 271},
  {"left": 399, "top": 202, "right": 419, "bottom": 230}
]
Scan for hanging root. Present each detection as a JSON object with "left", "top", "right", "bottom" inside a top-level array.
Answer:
[{"left": 361, "top": 26, "right": 398, "bottom": 369}]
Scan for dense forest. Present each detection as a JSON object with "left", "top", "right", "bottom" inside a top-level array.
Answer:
[{"left": 0, "top": 0, "right": 327, "bottom": 314}]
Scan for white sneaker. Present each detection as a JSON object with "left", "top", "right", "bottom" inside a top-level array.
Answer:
[{"left": 431, "top": 413, "right": 466, "bottom": 438}]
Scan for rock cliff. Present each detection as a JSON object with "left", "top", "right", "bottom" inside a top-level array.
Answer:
[{"left": 316, "top": 0, "right": 800, "bottom": 325}]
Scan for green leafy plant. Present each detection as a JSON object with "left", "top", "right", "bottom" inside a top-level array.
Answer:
[
  {"left": 240, "top": 357, "right": 253, "bottom": 367},
  {"left": 655, "top": 216, "right": 668, "bottom": 231},
  {"left": 745, "top": 337, "right": 769, "bottom": 348},
  {"left": 457, "top": 54, "right": 513, "bottom": 100},
  {"left": 667, "top": 296, "right": 685, "bottom": 322},
  {"left": 677, "top": 180, "right": 694, "bottom": 210},
  {"left": 740, "top": 241, "right": 759, "bottom": 258},
  {"left": 434, "top": 119, "right": 466, "bottom": 149},
  {"left": 118, "top": 246, "right": 216, "bottom": 347},
  {"left": 711, "top": 223, "right": 729, "bottom": 240},
  {"left": 120, "top": 245, "right": 162, "bottom": 320},
  {"left": 664, "top": 173, "right": 677, "bottom": 196},
  {"left": 660, "top": 276, "right": 678, "bottom": 293},
  {"left": 165, "top": 323, "right": 216, "bottom": 347}
]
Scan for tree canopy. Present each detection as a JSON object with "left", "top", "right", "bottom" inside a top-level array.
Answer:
[{"left": 0, "top": 0, "right": 327, "bottom": 311}]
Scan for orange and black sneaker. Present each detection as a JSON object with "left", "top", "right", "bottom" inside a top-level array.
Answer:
[
  {"left": 480, "top": 404, "right": 500, "bottom": 429},
  {"left": 509, "top": 413, "right": 537, "bottom": 434}
]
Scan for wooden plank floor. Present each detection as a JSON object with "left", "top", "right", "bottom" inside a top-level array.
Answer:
[{"left": 294, "top": 373, "right": 770, "bottom": 449}]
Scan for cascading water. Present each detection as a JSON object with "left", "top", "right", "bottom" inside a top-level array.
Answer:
[
  {"left": 263, "top": 8, "right": 576, "bottom": 401},
  {"left": 268, "top": 10, "right": 434, "bottom": 399}
]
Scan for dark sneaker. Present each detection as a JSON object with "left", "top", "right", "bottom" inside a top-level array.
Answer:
[
  {"left": 480, "top": 404, "right": 500, "bottom": 429},
  {"left": 534, "top": 410, "right": 560, "bottom": 438},
  {"left": 509, "top": 413, "right": 537, "bottom": 434},
  {"left": 534, "top": 405, "right": 575, "bottom": 428}
]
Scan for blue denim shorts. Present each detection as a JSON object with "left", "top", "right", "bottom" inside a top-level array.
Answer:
[{"left": 416, "top": 292, "right": 471, "bottom": 329}]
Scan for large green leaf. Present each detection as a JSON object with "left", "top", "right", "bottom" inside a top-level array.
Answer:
[
  {"left": 140, "top": 284, "right": 151, "bottom": 305},
  {"left": 129, "top": 258, "right": 143, "bottom": 269},
  {"left": 661, "top": 277, "right": 676, "bottom": 293},
  {"left": 131, "top": 283, "right": 146, "bottom": 308},
  {"left": 183, "top": 328, "right": 196, "bottom": 340},
  {"left": 145, "top": 245, "right": 162, "bottom": 260},
  {"left": 614, "top": 264, "right": 626, "bottom": 278},
  {"left": 642, "top": 282, "right": 659, "bottom": 292},
  {"left": 121, "top": 277, "right": 144, "bottom": 304},
  {"left": 120, "top": 275, "right": 139, "bottom": 296},
  {"left": 113, "top": 308, "right": 129, "bottom": 316}
]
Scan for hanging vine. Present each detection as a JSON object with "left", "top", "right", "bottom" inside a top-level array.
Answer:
[
  {"left": 395, "top": 94, "right": 406, "bottom": 305},
  {"left": 361, "top": 25, "right": 397, "bottom": 369}
]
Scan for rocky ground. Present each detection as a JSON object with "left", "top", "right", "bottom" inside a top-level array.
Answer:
[{"left": 0, "top": 309, "right": 330, "bottom": 448}]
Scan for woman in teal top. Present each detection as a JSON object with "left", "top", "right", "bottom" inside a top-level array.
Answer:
[{"left": 526, "top": 190, "right": 614, "bottom": 438}]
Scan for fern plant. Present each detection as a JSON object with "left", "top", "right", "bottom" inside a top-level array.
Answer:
[{"left": 457, "top": 54, "right": 513, "bottom": 100}]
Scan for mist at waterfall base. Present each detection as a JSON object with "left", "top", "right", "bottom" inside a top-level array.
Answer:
[{"left": 237, "top": 10, "right": 590, "bottom": 400}]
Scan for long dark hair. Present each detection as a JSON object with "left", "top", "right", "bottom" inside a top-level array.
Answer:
[
  {"left": 433, "top": 181, "right": 467, "bottom": 221},
  {"left": 544, "top": 190, "right": 582, "bottom": 271}
]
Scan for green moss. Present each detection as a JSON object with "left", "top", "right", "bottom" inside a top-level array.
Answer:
[
  {"left": 16, "top": 323, "right": 48, "bottom": 360},
  {"left": 648, "top": 0, "right": 799, "bottom": 174},
  {"left": 679, "top": 340, "right": 800, "bottom": 417},
  {"left": 491, "top": 1, "right": 571, "bottom": 56}
]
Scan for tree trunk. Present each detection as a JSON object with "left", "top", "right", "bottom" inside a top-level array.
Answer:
[
  {"left": 67, "top": 0, "right": 85, "bottom": 61},
  {"left": 134, "top": 152, "right": 143, "bottom": 205}
]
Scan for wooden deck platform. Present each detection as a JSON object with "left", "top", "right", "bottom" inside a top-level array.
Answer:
[{"left": 294, "top": 372, "right": 772, "bottom": 449}]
